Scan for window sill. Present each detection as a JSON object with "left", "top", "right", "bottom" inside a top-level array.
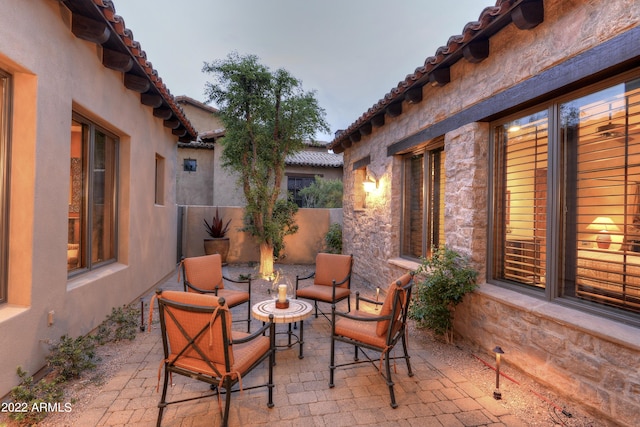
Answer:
[
  {"left": 0, "top": 304, "right": 29, "bottom": 324},
  {"left": 478, "top": 283, "right": 640, "bottom": 350},
  {"left": 388, "top": 257, "right": 421, "bottom": 271},
  {"left": 67, "top": 263, "right": 128, "bottom": 292}
]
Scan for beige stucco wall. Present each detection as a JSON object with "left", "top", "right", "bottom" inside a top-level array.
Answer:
[
  {"left": 341, "top": 0, "right": 639, "bottom": 425},
  {"left": 176, "top": 145, "right": 215, "bottom": 205},
  {"left": 182, "top": 206, "right": 341, "bottom": 264},
  {"left": 0, "top": 2, "right": 181, "bottom": 396}
]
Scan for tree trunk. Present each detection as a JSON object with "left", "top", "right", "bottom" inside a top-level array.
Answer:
[{"left": 259, "top": 242, "right": 275, "bottom": 278}]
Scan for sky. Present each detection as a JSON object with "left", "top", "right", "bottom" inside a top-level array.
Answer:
[{"left": 113, "top": 0, "right": 488, "bottom": 142}]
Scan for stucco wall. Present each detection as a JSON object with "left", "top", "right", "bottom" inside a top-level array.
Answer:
[
  {"left": 0, "top": 2, "right": 181, "bottom": 396},
  {"left": 182, "top": 206, "right": 341, "bottom": 264},
  {"left": 340, "top": 0, "right": 640, "bottom": 424}
]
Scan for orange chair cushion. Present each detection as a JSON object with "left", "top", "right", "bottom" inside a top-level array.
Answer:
[
  {"left": 376, "top": 273, "right": 413, "bottom": 336},
  {"left": 183, "top": 254, "right": 224, "bottom": 292},
  {"left": 295, "top": 285, "right": 351, "bottom": 304},
  {"left": 334, "top": 310, "right": 386, "bottom": 349},
  {"left": 314, "top": 253, "right": 352, "bottom": 288}
]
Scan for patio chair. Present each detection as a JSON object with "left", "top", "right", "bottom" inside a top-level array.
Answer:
[
  {"left": 295, "top": 253, "right": 353, "bottom": 320},
  {"left": 329, "top": 272, "right": 414, "bottom": 408},
  {"left": 181, "top": 254, "right": 252, "bottom": 332},
  {"left": 155, "top": 289, "right": 275, "bottom": 427}
]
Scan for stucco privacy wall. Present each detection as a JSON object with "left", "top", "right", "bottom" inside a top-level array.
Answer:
[
  {"left": 341, "top": 0, "right": 639, "bottom": 424},
  {"left": 0, "top": 2, "right": 180, "bottom": 396},
  {"left": 182, "top": 206, "right": 341, "bottom": 264}
]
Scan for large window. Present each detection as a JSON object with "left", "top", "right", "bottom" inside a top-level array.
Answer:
[
  {"left": 68, "top": 114, "right": 118, "bottom": 273},
  {"left": 492, "top": 72, "right": 640, "bottom": 319},
  {"left": 0, "top": 70, "right": 10, "bottom": 303},
  {"left": 401, "top": 139, "right": 445, "bottom": 259},
  {"left": 287, "top": 175, "right": 316, "bottom": 207}
]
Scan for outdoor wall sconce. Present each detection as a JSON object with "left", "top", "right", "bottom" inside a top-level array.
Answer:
[
  {"left": 493, "top": 346, "right": 504, "bottom": 400},
  {"left": 183, "top": 158, "right": 197, "bottom": 172},
  {"left": 363, "top": 175, "right": 379, "bottom": 193},
  {"left": 587, "top": 216, "right": 619, "bottom": 249}
]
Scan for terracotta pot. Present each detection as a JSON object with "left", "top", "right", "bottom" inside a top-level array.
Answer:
[{"left": 204, "top": 238, "right": 230, "bottom": 265}]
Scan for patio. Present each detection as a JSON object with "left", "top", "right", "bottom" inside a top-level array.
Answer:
[{"left": 48, "top": 264, "right": 530, "bottom": 426}]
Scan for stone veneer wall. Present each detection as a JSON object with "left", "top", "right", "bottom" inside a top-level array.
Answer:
[{"left": 340, "top": 0, "right": 639, "bottom": 424}]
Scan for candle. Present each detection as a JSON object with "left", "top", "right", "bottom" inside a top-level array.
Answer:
[{"left": 278, "top": 284, "right": 287, "bottom": 303}]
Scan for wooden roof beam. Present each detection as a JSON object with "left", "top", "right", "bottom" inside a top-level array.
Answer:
[
  {"left": 71, "top": 14, "right": 110, "bottom": 44},
  {"left": 102, "top": 48, "right": 133, "bottom": 72},
  {"left": 463, "top": 39, "right": 489, "bottom": 63},
  {"left": 512, "top": 0, "right": 544, "bottom": 30},
  {"left": 124, "top": 73, "right": 150, "bottom": 93}
]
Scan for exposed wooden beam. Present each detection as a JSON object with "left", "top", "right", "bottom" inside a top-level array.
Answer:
[
  {"left": 349, "top": 132, "right": 361, "bottom": 143},
  {"left": 359, "top": 122, "right": 372, "bottom": 136},
  {"left": 405, "top": 87, "right": 423, "bottom": 104},
  {"left": 371, "top": 113, "right": 385, "bottom": 127},
  {"left": 332, "top": 145, "right": 345, "bottom": 154},
  {"left": 102, "top": 48, "right": 133, "bottom": 72},
  {"left": 386, "top": 102, "right": 403, "bottom": 118},
  {"left": 153, "top": 108, "right": 173, "bottom": 120},
  {"left": 463, "top": 38, "right": 489, "bottom": 63},
  {"left": 512, "top": 0, "right": 544, "bottom": 30},
  {"left": 341, "top": 139, "right": 352, "bottom": 149},
  {"left": 71, "top": 14, "right": 110, "bottom": 44},
  {"left": 163, "top": 119, "right": 181, "bottom": 129},
  {"left": 172, "top": 127, "right": 187, "bottom": 137},
  {"left": 140, "top": 93, "right": 163, "bottom": 108},
  {"left": 429, "top": 68, "right": 450, "bottom": 87},
  {"left": 124, "top": 73, "right": 150, "bottom": 93}
]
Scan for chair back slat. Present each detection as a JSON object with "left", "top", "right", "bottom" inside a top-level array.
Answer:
[
  {"left": 158, "top": 290, "right": 234, "bottom": 372},
  {"left": 183, "top": 254, "right": 225, "bottom": 292},
  {"left": 376, "top": 273, "right": 413, "bottom": 337},
  {"left": 314, "top": 253, "right": 352, "bottom": 288}
]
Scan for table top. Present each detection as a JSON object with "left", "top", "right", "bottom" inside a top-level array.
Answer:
[{"left": 252, "top": 299, "right": 313, "bottom": 323}]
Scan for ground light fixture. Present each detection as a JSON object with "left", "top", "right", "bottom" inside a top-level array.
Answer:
[{"left": 493, "top": 346, "right": 505, "bottom": 400}]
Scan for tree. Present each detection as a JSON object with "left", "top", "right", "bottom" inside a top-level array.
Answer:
[
  {"left": 203, "top": 52, "right": 329, "bottom": 278},
  {"left": 298, "top": 176, "right": 343, "bottom": 208}
]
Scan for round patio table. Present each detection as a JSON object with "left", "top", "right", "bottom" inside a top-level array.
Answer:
[{"left": 252, "top": 299, "right": 313, "bottom": 359}]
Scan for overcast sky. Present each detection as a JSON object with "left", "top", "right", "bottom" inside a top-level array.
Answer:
[{"left": 113, "top": 0, "right": 488, "bottom": 142}]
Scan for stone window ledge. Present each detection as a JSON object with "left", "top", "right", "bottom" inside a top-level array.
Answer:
[
  {"left": 478, "top": 282, "right": 640, "bottom": 350},
  {"left": 388, "top": 257, "right": 421, "bottom": 271}
]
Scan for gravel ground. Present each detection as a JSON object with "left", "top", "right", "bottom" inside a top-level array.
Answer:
[{"left": 0, "top": 263, "right": 608, "bottom": 426}]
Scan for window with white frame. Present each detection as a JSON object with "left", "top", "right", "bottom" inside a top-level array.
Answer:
[
  {"left": 0, "top": 70, "right": 10, "bottom": 303},
  {"left": 492, "top": 72, "right": 640, "bottom": 320},
  {"left": 401, "top": 138, "right": 445, "bottom": 260},
  {"left": 68, "top": 114, "right": 118, "bottom": 273}
]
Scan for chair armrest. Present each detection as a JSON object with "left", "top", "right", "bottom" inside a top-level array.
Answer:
[
  {"left": 184, "top": 280, "right": 219, "bottom": 295},
  {"left": 295, "top": 271, "right": 315, "bottom": 289},
  {"left": 332, "top": 309, "right": 391, "bottom": 323},
  {"left": 355, "top": 294, "right": 383, "bottom": 310},
  {"left": 231, "top": 315, "right": 274, "bottom": 344}
]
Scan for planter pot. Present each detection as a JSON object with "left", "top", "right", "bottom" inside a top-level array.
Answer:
[{"left": 204, "top": 238, "right": 230, "bottom": 265}]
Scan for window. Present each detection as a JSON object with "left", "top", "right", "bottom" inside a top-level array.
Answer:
[
  {"left": 68, "top": 114, "right": 118, "bottom": 273},
  {"left": 155, "top": 154, "right": 165, "bottom": 205},
  {"left": 401, "top": 139, "right": 445, "bottom": 259},
  {"left": 0, "top": 70, "right": 10, "bottom": 303},
  {"left": 287, "top": 175, "right": 315, "bottom": 207},
  {"left": 492, "top": 72, "right": 640, "bottom": 319}
]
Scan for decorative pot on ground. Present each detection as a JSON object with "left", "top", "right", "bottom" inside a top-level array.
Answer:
[{"left": 204, "top": 207, "right": 231, "bottom": 265}]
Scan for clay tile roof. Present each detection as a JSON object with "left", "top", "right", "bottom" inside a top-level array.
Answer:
[
  {"left": 329, "top": 0, "right": 519, "bottom": 151},
  {"left": 286, "top": 151, "right": 344, "bottom": 168},
  {"left": 63, "top": 0, "right": 198, "bottom": 141}
]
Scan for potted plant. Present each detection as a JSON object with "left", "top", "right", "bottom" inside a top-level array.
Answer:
[
  {"left": 203, "top": 207, "right": 232, "bottom": 265},
  {"left": 409, "top": 247, "right": 478, "bottom": 344}
]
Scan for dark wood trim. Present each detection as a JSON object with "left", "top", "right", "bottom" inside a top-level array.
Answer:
[
  {"left": 429, "top": 68, "right": 450, "bottom": 87},
  {"left": 352, "top": 155, "right": 371, "bottom": 171},
  {"left": 371, "top": 113, "right": 385, "bottom": 127},
  {"left": 102, "top": 48, "right": 133, "bottom": 72},
  {"left": 163, "top": 119, "right": 181, "bottom": 129},
  {"left": 341, "top": 139, "right": 352, "bottom": 149},
  {"left": 386, "top": 102, "right": 402, "bottom": 118},
  {"left": 71, "top": 14, "right": 109, "bottom": 44},
  {"left": 463, "top": 39, "right": 489, "bottom": 64},
  {"left": 172, "top": 127, "right": 187, "bottom": 137},
  {"left": 124, "top": 73, "right": 150, "bottom": 93},
  {"left": 512, "top": 0, "right": 544, "bottom": 30},
  {"left": 153, "top": 108, "right": 173, "bottom": 120},
  {"left": 405, "top": 87, "right": 423, "bottom": 104},
  {"left": 349, "top": 132, "right": 361, "bottom": 143},
  {"left": 359, "top": 122, "right": 372, "bottom": 136},
  {"left": 140, "top": 93, "right": 163, "bottom": 108},
  {"left": 387, "top": 26, "right": 640, "bottom": 156}
]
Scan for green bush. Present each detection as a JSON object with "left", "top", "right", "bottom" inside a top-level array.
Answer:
[
  {"left": 409, "top": 247, "right": 478, "bottom": 343},
  {"left": 94, "top": 304, "right": 141, "bottom": 344},
  {"left": 298, "top": 177, "right": 343, "bottom": 208},
  {"left": 8, "top": 367, "right": 63, "bottom": 424},
  {"left": 46, "top": 335, "right": 97, "bottom": 381},
  {"left": 324, "top": 223, "right": 343, "bottom": 254}
]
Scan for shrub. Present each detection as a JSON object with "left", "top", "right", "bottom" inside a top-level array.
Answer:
[
  {"left": 409, "top": 247, "right": 478, "bottom": 343},
  {"left": 8, "top": 367, "right": 64, "bottom": 424},
  {"left": 298, "top": 177, "right": 343, "bottom": 208},
  {"left": 324, "top": 223, "right": 343, "bottom": 254},
  {"left": 94, "top": 304, "right": 141, "bottom": 344},
  {"left": 46, "top": 335, "right": 97, "bottom": 381}
]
